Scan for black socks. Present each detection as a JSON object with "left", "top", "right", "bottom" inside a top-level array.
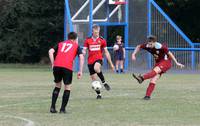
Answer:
[
  {"left": 51, "top": 87, "right": 61, "bottom": 109},
  {"left": 60, "top": 90, "right": 70, "bottom": 111},
  {"left": 97, "top": 72, "right": 105, "bottom": 83}
]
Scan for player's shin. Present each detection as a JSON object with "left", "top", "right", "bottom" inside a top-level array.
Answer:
[
  {"left": 97, "top": 72, "right": 105, "bottom": 83},
  {"left": 51, "top": 87, "right": 61, "bottom": 109},
  {"left": 145, "top": 83, "right": 155, "bottom": 97},
  {"left": 60, "top": 90, "right": 70, "bottom": 112}
]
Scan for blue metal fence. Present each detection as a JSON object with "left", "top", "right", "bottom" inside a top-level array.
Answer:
[{"left": 65, "top": 0, "right": 200, "bottom": 71}]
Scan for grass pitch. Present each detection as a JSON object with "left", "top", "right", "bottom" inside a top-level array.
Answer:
[{"left": 0, "top": 65, "right": 200, "bottom": 126}]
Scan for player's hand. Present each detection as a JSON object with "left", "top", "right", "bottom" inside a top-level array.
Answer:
[
  {"left": 176, "top": 62, "right": 184, "bottom": 68},
  {"left": 110, "top": 64, "right": 115, "bottom": 72},
  {"left": 77, "top": 71, "right": 82, "bottom": 79},
  {"left": 132, "top": 54, "right": 136, "bottom": 61}
]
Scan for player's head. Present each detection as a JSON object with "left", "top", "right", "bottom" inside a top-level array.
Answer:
[
  {"left": 92, "top": 24, "right": 100, "bottom": 38},
  {"left": 116, "top": 35, "right": 122, "bottom": 43},
  {"left": 68, "top": 32, "right": 77, "bottom": 41},
  {"left": 147, "top": 35, "right": 157, "bottom": 48}
]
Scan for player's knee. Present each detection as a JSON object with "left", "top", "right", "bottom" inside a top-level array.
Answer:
[
  {"left": 64, "top": 85, "right": 71, "bottom": 90},
  {"left": 55, "top": 82, "right": 62, "bottom": 88},
  {"left": 94, "top": 65, "right": 101, "bottom": 73},
  {"left": 153, "top": 67, "right": 162, "bottom": 74}
]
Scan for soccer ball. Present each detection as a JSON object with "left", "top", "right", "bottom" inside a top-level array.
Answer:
[
  {"left": 91, "top": 81, "right": 102, "bottom": 91},
  {"left": 113, "top": 44, "right": 119, "bottom": 51}
]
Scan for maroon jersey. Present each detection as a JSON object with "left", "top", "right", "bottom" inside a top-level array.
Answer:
[
  {"left": 140, "top": 42, "right": 171, "bottom": 63},
  {"left": 84, "top": 36, "right": 107, "bottom": 64},
  {"left": 53, "top": 40, "right": 82, "bottom": 71}
]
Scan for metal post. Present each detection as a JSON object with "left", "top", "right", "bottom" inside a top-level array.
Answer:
[
  {"left": 147, "top": 0, "right": 152, "bottom": 69},
  {"left": 89, "top": 0, "right": 93, "bottom": 36},
  {"left": 124, "top": 0, "right": 129, "bottom": 71},
  {"left": 65, "top": 0, "right": 73, "bottom": 33},
  {"left": 191, "top": 45, "right": 195, "bottom": 70}
]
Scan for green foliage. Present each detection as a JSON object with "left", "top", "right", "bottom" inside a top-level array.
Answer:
[{"left": 0, "top": 0, "right": 64, "bottom": 63}]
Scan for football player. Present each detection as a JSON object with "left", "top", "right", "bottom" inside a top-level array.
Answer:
[
  {"left": 132, "top": 35, "right": 184, "bottom": 100},
  {"left": 82, "top": 24, "right": 115, "bottom": 99},
  {"left": 49, "top": 32, "right": 84, "bottom": 113}
]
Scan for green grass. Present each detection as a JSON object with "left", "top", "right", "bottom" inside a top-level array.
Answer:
[{"left": 0, "top": 66, "right": 200, "bottom": 126}]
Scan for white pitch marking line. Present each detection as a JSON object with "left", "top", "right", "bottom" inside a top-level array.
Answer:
[{"left": 0, "top": 115, "right": 35, "bottom": 126}]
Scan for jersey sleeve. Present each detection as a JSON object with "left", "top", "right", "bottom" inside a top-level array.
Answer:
[
  {"left": 53, "top": 45, "right": 58, "bottom": 53},
  {"left": 83, "top": 39, "right": 89, "bottom": 49},
  {"left": 162, "top": 45, "right": 169, "bottom": 54},
  {"left": 76, "top": 46, "right": 83, "bottom": 56},
  {"left": 102, "top": 39, "right": 107, "bottom": 48}
]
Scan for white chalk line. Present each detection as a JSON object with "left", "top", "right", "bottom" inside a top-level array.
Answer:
[{"left": 0, "top": 115, "right": 35, "bottom": 126}]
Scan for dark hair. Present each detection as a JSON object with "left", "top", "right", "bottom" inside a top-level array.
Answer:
[
  {"left": 147, "top": 35, "right": 157, "bottom": 42},
  {"left": 68, "top": 32, "right": 77, "bottom": 40}
]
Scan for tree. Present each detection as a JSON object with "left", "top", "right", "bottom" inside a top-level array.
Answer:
[{"left": 0, "top": 0, "right": 64, "bottom": 63}]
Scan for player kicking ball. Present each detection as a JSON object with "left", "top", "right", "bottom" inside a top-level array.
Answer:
[
  {"left": 131, "top": 35, "right": 184, "bottom": 100},
  {"left": 82, "top": 24, "right": 115, "bottom": 99},
  {"left": 49, "top": 32, "right": 84, "bottom": 113}
]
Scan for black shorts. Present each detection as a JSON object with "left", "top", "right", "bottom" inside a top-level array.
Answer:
[
  {"left": 88, "top": 60, "right": 103, "bottom": 75},
  {"left": 115, "top": 52, "right": 124, "bottom": 61},
  {"left": 53, "top": 67, "right": 73, "bottom": 85}
]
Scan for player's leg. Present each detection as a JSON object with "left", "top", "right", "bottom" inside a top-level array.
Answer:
[
  {"left": 120, "top": 60, "right": 124, "bottom": 73},
  {"left": 50, "top": 67, "right": 62, "bottom": 113},
  {"left": 50, "top": 82, "right": 61, "bottom": 113},
  {"left": 60, "top": 68, "right": 73, "bottom": 113},
  {"left": 88, "top": 63, "right": 102, "bottom": 99},
  {"left": 94, "top": 61, "right": 111, "bottom": 91},
  {"left": 115, "top": 60, "right": 119, "bottom": 73},
  {"left": 90, "top": 74, "right": 102, "bottom": 99},
  {"left": 132, "top": 66, "right": 162, "bottom": 84},
  {"left": 143, "top": 74, "right": 160, "bottom": 100}
]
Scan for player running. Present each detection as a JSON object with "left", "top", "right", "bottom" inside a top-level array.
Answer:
[
  {"left": 49, "top": 32, "right": 84, "bottom": 113},
  {"left": 131, "top": 35, "right": 184, "bottom": 100},
  {"left": 82, "top": 24, "right": 115, "bottom": 99}
]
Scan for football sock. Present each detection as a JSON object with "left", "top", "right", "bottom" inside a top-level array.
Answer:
[
  {"left": 142, "top": 70, "right": 157, "bottom": 80},
  {"left": 51, "top": 87, "right": 61, "bottom": 109},
  {"left": 97, "top": 72, "right": 105, "bottom": 83},
  {"left": 146, "top": 83, "right": 155, "bottom": 97},
  {"left": 95, "top": 90, "right": 101, "bottom": 95},
  {"left": 60, "top": 90, "right": 70, "bottom": 111}
]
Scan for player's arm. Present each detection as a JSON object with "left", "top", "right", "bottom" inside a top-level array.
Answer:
[
  {"left": 77, "top": 46, "right": 85, "bottom": 79},
  {"left": 104, "top": 48, "right": 115, "bottom": 71},
  {"left": 82, "top": 47, "right": 87, "bottom": 56},
  {"left": 168, "top": 51, "right": 184, "bottom": 68},
  {"left": 122, "top": 44, "right": 126, "bottom": 59},
  {"left": 132, "top": 45, "right": 141, "bottom": 61},
  {"left": 48, "top": 48, "right": 55, "bottom": 68},
  {"left": 77, "top": 54, "right": 84, "bottom": 79},
  {"left": 82, "top": 39, "right": 88, "bottom": 55}
]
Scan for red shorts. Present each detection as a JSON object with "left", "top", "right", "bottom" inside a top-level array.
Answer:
[{"left": 154, "top": 59, "right": 172, "bottom": 74}]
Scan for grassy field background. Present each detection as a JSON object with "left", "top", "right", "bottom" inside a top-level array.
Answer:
[{"left": 0, "top": 64, "right": 200, "bottom": 126}]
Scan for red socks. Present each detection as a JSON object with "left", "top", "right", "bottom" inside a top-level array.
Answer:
[
  {"left": 142, "top": 70, "right": 157, "bottom": 80},
  {"left": 146, "top": 83, "right": 155, "bottom": 97}
]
